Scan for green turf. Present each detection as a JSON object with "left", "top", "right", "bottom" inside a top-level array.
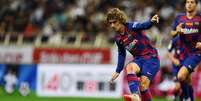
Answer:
[
  {"left": 0, "top": 89, "right": 199, "bottom": 101},
  {"left": 0, "top": 90, "right": 164, "bottom": 101},
  {"left": 0, "top": 95, "right": 165, "bottom": 101}
]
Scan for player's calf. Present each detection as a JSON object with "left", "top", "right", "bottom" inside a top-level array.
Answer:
[{"left": 140, "top": 76, "right": 152, "bottom": 101}]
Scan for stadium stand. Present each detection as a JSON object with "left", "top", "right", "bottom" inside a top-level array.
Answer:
[{"left": 0, "top": 0, "right": 200, "bottom": 47}]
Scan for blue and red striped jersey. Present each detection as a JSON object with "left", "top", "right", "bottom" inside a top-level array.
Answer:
[
  {"left": 172, "top": 13, "right": 201, "bottom": 54},
  {"left": 115, "top": 21, "right": 158, "bottom": 73},
  {"left": 168, "top": 35, "right": 189, "bottom": 61}
]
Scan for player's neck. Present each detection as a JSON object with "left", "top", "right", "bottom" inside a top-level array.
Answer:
[
  {"left": 186, "top": 10, "right": 197, "bottom": 19},
  {"left": 118, "top": 25, "right": 125, "bottom": 35}
]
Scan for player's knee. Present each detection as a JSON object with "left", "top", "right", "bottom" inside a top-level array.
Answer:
[
  {"left": 175, "top": 82, "right": 181, "bottom": 91},
  {"left": 139, "top": 76, "right": 150, "bottom": 91},
  {"left": 125, "top": 64, "right": 132, "bottom": 72},
  {"left": 125, "top": 63, "right": 140, "bottom": 74},
  {"left": 186, "top": 75, "right": 192, "bottom": 85},
  {"left": 177, "top": 73, "right": 186, "bottom": 81}
]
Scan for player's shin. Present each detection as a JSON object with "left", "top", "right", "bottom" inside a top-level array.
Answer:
[
  {"left": 126, "top": 74, "right": 140, "bottom": 101},
  {"left": 140, "top": 76, "right": 152, "bottom": 101}
]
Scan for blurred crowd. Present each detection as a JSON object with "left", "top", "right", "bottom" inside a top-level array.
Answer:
[{"left": 0, "top": 0, "right": 200, "bottom": 47}]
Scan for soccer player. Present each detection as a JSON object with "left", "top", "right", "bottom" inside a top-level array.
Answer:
[
  {"left": 106, "top": 8, "right": 160, "bottom": 101},
  {"left": 167, "top": 35, "right": 189, "bottom": 100},
  {"left": 171, "top": 0, "right": 201, "bottom": 100}
]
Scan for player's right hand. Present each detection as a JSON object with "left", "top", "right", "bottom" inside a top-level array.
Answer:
[
  {"left": 109, "top": 72, "right": 119, "bottom": 84},
  {"left": 176, "top": 23, "right": 184, "bottom": 34},
  {"left": 151, "top": 14, "right": 159, "bottom": 23},
  {"left": 196, "top": 42, "right": 201, "bottom": 49}
]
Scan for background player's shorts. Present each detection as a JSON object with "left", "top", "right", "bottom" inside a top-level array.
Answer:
[
  {"left": 132, "top": 56, "right": 160, "bottom": 81},
  {"left": 172, "top": 64, "right": 180, "bottom": 77},
  {"left": 183, "top": 54, "right": 201, "bottom": 73},
  {"left": 172, "top": 60, "right": 184, "bottom": 77}
]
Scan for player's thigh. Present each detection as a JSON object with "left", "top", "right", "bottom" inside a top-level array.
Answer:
[
  {"left": 177, "top": 66, "right": 189, "bottom": 81},
  {"left": 186, "top": 74, "right": 192, "bottom": 85},
  {"left": 125, "top": 62, "right": 140, "bottom": 74},
  {"left": 141, "top": 57, "right": 160, "bottom": 81},
  {"left": 178, "top": 54, "right": 201, "bottom": 81},
  {"left": 182, "top": 54, "right": 201, "bottom": 73},
  {"left": 139, "top": 57, "right": 160, "bottom": 91}
]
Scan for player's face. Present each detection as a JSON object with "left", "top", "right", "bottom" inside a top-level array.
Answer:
[
  {"left": 108, "top": 19, "right": 123, "bottom": 32},
  {"left": 185, "top": 0, "right": 197, "bottom": 12}
]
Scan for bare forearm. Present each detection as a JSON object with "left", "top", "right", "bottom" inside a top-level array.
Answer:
[{"left": 170, "top": 31, "right": 178, "bottom": 36}]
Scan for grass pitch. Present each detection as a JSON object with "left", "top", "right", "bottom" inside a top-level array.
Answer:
[
  {"left": 0, "top": 89, "right": 199, "bottom": 101},
  {"left": 0, "top": 90, "right": 165, "bottom": 101}
]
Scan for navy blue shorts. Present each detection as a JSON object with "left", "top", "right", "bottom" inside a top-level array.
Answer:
[
  {"left": 172, "top": 60, "right": 184, "bottom": 77},
  {"left": 172, "top": 64, "right": 180, "bottom": 77},
  {"left": 132, "top": 56, "right": 160, "bottom": 81},
  {"left": 183, "top": 54, "right": 201, "bottom": 73}
]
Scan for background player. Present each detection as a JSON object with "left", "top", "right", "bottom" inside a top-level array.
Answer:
[
  {"left": 106, "top": 8, "right": 160, "bottom": 101},
  {"left": 171, "top": 0, "right": 201, "bottom": 100},
  {"left": 167, "top": 35, "right": 190, "bottom": 101}
]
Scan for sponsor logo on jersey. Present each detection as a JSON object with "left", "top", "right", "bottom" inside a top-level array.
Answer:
[
  {"left": 181, "top": 28, "right": 199, "bottom": 34},
  {"left": 194, "top": 22, "right": 199, "bottom": 26}
]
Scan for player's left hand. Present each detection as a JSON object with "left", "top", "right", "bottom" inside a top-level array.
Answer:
[
  {"left": 196, "top": 42, "right": 201, "bottom": 49},
  {"left": 151, "top": 14, "right": 159, "bottom": 23},
  {"left": 109, "top": 72, "right": 120, "bottom": 84}
]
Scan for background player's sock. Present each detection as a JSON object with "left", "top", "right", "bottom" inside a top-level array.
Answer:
[
  {"left": 181, "top": 82, "right": 190, "bottom": 100},
  {"left": 173, "top": 89, "right": 180, "bottom": 101},
  {"left": 173, "top": 86, "right": 182, "bottom": 101},
  {"left": 140, "top": 89, "right": 152, "bottom": 101},
  {"left": 188, "top": 85, "right": 194, "bottom": 101},
  {"left": 179, "top": 93, "right": 184, "bottom": 101},
  {"left": 127, "top": 74, "right": 139, "bottom": 94}
]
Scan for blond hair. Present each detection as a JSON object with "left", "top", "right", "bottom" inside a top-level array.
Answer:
[{"left": 106, "top": 8, "right": 128, "bottom": 24}]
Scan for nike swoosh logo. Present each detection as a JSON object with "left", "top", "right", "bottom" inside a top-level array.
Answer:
[{"left": 147, "top": 72, "right": 152, "bottom": 75}]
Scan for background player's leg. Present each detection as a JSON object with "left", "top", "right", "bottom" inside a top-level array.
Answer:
[
  {"left": 177, "top": 67, "right": 190, "bottom": 100},
  {"left": 172, "top": 65, "right": 182, "bottom": 100},
  {"left": 179, "top": 92, "right": 184, "bottom": 101},
  {"left": 186, "top": 74, "right": 194, "bottom": 101},
  {"left": 178, "top": 54, "right": 201, "bottom": 100},
  {"left": 173, "top": 82, "right": 182, "bottom": 101},
  {"left": 180, "top": 81, "right": 190, "bottom": 100}
]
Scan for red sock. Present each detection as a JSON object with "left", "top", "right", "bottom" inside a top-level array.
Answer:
[{"left": 141, "top": 89, "right": 152, "bottom": 101}]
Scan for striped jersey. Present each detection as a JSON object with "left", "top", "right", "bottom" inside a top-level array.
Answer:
[
  {"left": 172, "top": 13, "right": 201, "bottom": 54},
  {"left": 115, "top": 21, "right": 158, "bottom": 73}
]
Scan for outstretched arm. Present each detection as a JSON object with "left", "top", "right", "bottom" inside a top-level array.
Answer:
[{"left": 128, "top": 14, "right": 159, "bottom": 31}]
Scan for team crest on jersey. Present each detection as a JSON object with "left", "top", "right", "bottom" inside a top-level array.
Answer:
[
  {"left": 185, "top": 22, "right": 193, "bottom": 26},
  {"left": 125, "top": 39, "right": 138, "bottom": 50}
]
